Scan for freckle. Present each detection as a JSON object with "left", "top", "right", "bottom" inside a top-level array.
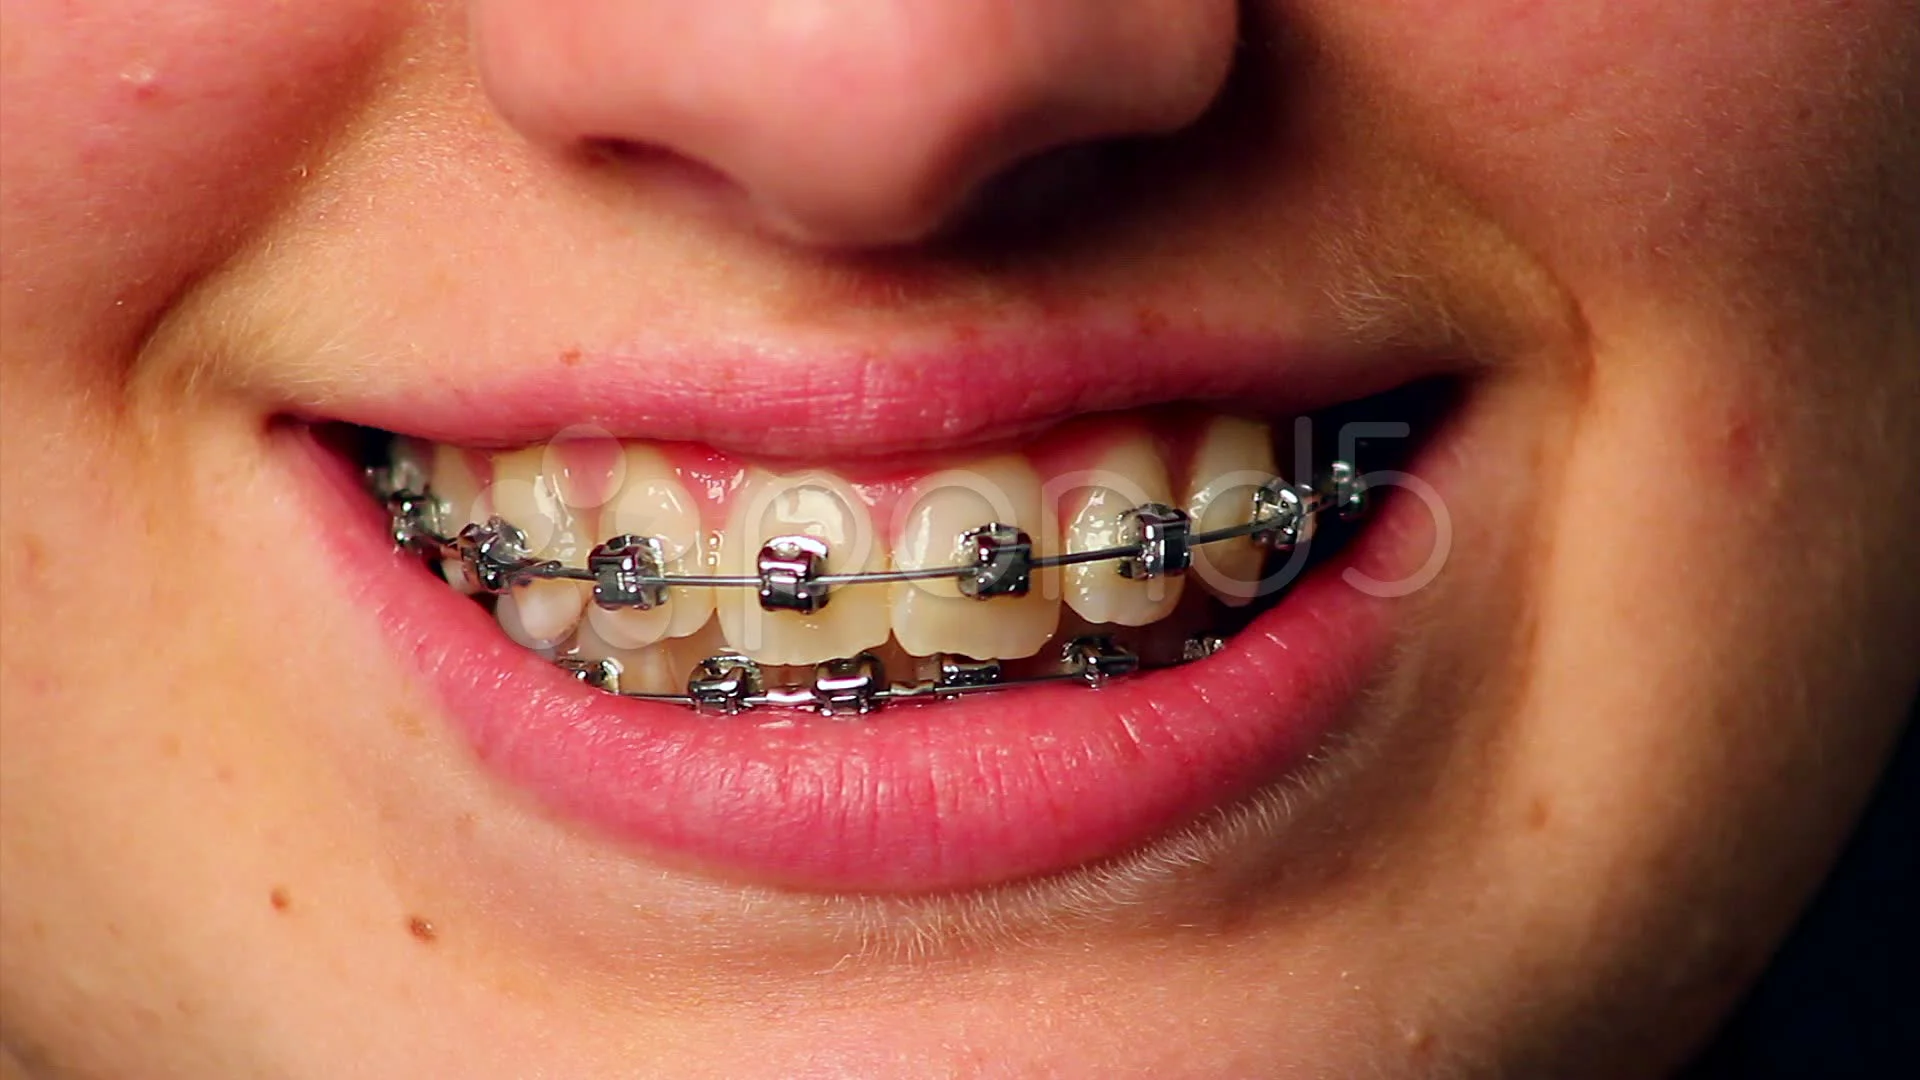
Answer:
[
  {"left": 159, "top": 734, "right": 182, "bottom": 759},
  {"left": 558, "top": 346, "right": 582, "bottom": 368},
  {"left": 392, "top": 709, "right": 425, "bottom": 739},
  {"left": 269, "top": 887, "right": 292, "bottom": 913},
  {"left": 19, "top": 534, "right": 46, "bottom": 574},
  {"left": 408, "top": 916, "right": 438, "bottom": 943},
  {"left": 1527, "top": 796, "right": 1552, "bottom": 831}
]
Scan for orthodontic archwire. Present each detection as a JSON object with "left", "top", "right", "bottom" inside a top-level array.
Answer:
[{"left": 368, "top": 457, "right": 1368, "bottom": 716}]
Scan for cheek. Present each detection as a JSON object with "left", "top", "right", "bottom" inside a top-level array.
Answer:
[
  {"left": 1315, "top": 0, "right": 1919, "bottom": 311},
  {"left": 0, "top": 0, "right": 401, "bottom": 349}
]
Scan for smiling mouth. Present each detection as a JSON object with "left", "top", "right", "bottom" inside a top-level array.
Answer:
[
  {"left": 289, "top": 332, "right": 1457, "bottom": 893},
  {"left": 358, "top": 394, "right": 1398, "bottom": 715}
]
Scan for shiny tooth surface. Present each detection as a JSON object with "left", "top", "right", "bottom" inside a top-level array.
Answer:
[
  {"left": 546, "top": 428, "right": 627, "bottom": 513},
  {"left": 431, "top": 443, "right": 488, "bottom": 593},
  {"left": 890, "top": 455, "right": 1059, "bottom": 659},
  {"left": 656, "top": 619, "right": 730, "bottom": 694},
  {"left": 498, "top": 579, "right": 588, "bottom": 650},
  {"left": 718, "top": 469, "right": 890, "bottom": 665},
  {"left": 569, "top": 616, "right": 727, "bottom": 695},
  {"left": 487, "top": 446, "right": 569, "bottom": 557},
  {"left": 588, "top": 446, "right": 714, "bottom": 649},
  {"left": 1184, "top": 417, "right": 1278, "bottom": 607},
  {"left": 431, "top": 443, "right": 488, "bottom": 527},
  {"left": 1059, "top": 435, "right": 1184, "bottom": 626},
  {"left": 489, "top": 446, "right": 590, "bottom": 649}
]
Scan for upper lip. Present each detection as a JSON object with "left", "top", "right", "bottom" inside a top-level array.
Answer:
[{"left": 285, "top": 321, "right": 1453, "bottom": 458}]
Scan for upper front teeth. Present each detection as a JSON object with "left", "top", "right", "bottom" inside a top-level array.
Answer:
[
  {"left": 590, "top": 445, "right": 712, "bottom": 648},
  {"left": 890, "top": 455, "right": 1059, "bottom": 660},
  {"left": 384, "top": 420, "right": 1349, "bottom": 669},
  {"left": 717, "top": 469, "right": 891, "bottom": 666}
]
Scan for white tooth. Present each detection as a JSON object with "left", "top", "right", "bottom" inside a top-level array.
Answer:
[
  {"left": 486, "top": 446, "right": 568, "bottom": 558},
  {"left": 545, "top": 427, "right": 627, "bottom": 513},
  {"left": 431, "top": 443, "right": 487, "bottom": 593},
  {"left": 890, "top": 455, "right": 1059, "bottom": 659},
  {"left": 1058, "top": 435, "right": 1184, "bottom": 626},
  {"left": 1184, "top": 417, "right": 1278, "bottom": 607},
  {"left": 718, "top": 469, "right": 889, "bottom": 665},
  {"left": 431, "top": 443, "right": 488, "bottom": 527},
  {"left": 656, "top": 618, "right": 730, "bottom": 695},
  {"left": 568, "top": 617, "right": 726, "bottom": 695},
  {"left": 589, "top": 445, "right": 714, "bottom": 648},
  {"left": 489, "top": 446, "right": 589, "bottom": 649},
  {"left": 498, "top": 579, "right": 588, "bottom": 650}
]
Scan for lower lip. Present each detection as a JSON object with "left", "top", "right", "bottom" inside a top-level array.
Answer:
[{"left": 288, "top": 425, "right": 1446, "bottom": 894}]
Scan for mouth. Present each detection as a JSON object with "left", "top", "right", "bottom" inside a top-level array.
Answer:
[{"left": 282, "top": 334, "right": 1460, "bottom": 894}]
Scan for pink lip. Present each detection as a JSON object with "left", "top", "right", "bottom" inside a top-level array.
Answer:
[
  {"left": 285, "top": 433, "right": 1447, "bottom": 894},
  {"left": 281, "top": 325, "right": 1459, "bottom": 892},
  {"left": 300, "top": 327, "right": 1443, "bottom": 460}
]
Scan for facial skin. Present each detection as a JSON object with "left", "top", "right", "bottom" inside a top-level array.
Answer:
[{"left": 2, "top": 1, "right": 1916, "bottom": 1076}]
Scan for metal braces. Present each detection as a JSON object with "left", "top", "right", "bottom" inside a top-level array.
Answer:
[
  {"left": 554, "top": 636, "right": 1152, "bottom": 715},
  {"left": 370, "top": 457, "right": 1367, "bottom": 715},
  {"left": 375, "top": 461, "right": 1365, "bottom": 604}
]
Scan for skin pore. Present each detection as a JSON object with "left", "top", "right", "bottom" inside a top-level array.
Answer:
[{"left": 2, "top": 2, "right": 1917, "bottom": 1077}]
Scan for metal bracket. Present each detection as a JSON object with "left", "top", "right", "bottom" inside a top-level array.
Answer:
[
  {"left": 1117, "top": 504, "right": 1192, "bottom": 580},
  {"left": 757, "top": 535, "right": 832, "bottom": 614},
  {"left": 590, "top": 535, "right": 671, "bottom": 610},
  {"left": 957, "top": 524, "right": 1033, "bottom": 599}
]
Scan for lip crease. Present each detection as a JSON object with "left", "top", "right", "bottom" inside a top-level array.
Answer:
[{"left": 284, "top": 328, "right": 1457, "bottom": 893}]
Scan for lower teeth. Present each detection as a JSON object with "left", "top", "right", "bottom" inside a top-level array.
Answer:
[{"left": 559, "top": 634, "right": 1150, "bottom": 717}]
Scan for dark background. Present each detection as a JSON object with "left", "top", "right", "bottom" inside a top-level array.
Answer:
[{"left": 1685, "top": 702, "right": 1919, "bottom": 1077}]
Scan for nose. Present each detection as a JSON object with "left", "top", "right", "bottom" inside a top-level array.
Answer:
[{"left": 470, "top": 0, "right": 1237, "bottom": 247}]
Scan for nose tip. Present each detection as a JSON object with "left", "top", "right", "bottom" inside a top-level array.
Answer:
[{"left": 470, "top": 1, "right": 1238, "bottom": 247}]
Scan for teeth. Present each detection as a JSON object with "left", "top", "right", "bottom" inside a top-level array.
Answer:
[
  {"left": 414, "top": 406, "right": 1327, "bottom": 682},
  {"left": 545, "top": 427, "right": 627, "bottom": 513},
  {"left": 431, "top": 443, "right": 488, "bottom": 593},
  {"left": 497, "top": 578, "right": 588, "bottom": 650},
  {"left": 889, "top": 455, "right": 1060, "bottom": 659},
  {"left": 569, "top": 615, "right": 727, "bottom": 695},
  {"left": 1184, "top": 417, "right": 1278, "bottom": 606},
  {"left": 587, "top": 446, "right": 714, "bottom": 649},
  {"left": 1059, "top": 434, "right": 1184, "bottom": 626},
  {"left": 489, "top": 446, "right": 589, "bottom": 650},
  {"left": 718, "top": 470, "right": 890, "bottom": 665},
  {"left": 486, "top": 447, "right": 569, "bottom": 557}
]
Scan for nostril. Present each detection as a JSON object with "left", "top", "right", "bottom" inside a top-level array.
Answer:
[
  {"left": 579, "top": 136, "right": 751, "bottom": 214},
  {"left": 583, "top": 136, "right": 722, "bottom": 183},
  {"left": 581, "top": 137, "right": 666, "bottom": 167}
]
